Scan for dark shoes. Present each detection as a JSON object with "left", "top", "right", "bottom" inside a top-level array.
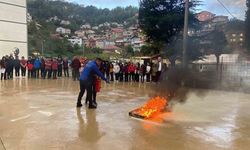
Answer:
[
  {"left": 76, "top": 103, "right": 83, "bottom": 107},
  {"left": 88, "top": 104, "right": 97, "bottom": 109},
  {"left": 77, "top": 103, "right": 97, "bottom": 109}
]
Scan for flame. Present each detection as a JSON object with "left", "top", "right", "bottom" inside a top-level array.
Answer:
[{"left": 131, "top": 96, "right": 168, "bottom": 119}]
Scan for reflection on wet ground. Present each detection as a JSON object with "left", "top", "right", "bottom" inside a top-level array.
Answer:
[{"left": 0, "top": 78, "right": 250, "bottom": 150}]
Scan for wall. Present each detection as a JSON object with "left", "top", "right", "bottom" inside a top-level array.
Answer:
[{"left": 0, "top": 0, "right": 27, "bottom": 58}]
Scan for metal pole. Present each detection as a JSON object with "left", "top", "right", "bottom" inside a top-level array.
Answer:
[
  {"left": 41, "top": 40, "right": 44, "bottom": 56},
  {"left": 183, "top": 0, "right": 189, "bottom": 68}
]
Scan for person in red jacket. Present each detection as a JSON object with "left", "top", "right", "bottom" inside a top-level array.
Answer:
[
  {"left": 44, "top": 57, "right": 52, "bottom": 79},
  {"left": 52, "top": 57, "right": 58, "bottom": 79},
  {"left": 71, "top": 56, "right": 81, "bottom": 81},
  {"left": 20, "top": 56, "right": 27, "bottom": 77},
  {"left": 27, "top": 59, "right": 33, "bottom": 78}
]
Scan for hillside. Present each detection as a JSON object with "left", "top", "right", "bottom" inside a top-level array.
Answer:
[{"left": 27, "top": 0, "right": 139, "bottom": 58}]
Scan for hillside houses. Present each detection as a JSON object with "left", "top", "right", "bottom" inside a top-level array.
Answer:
[
  {"left": 51, "top": 19, "right": 146, "bottom": 54},
  {"left": 56, "top": 27, "right": 71, "bottom": 34}
]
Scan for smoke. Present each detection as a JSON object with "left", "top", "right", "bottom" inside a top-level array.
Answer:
[{"left": 150, "top": 66, "right": 219, "bottom": 108}]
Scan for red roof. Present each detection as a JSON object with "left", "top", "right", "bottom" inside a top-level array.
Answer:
[
  {"left": 111, "top": 28, "right": 124, "bottom": 33},
  {"left": 102, "top": 45, "right": 120, "bottom": 50}
]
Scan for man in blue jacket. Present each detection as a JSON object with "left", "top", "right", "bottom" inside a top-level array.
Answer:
[{"left": 77, "top": 58, "right": 109, "bottom": 109}]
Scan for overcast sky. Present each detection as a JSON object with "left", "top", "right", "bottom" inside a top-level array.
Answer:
[{"left": 66, "top": 0, "right": 246, "bottom": 20}]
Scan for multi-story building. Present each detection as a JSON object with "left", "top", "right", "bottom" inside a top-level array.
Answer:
[
  {"left": 226, "top": 32, "right": 244, "bottom": 48},
  {"left": 56, "top": 27, "right": 71, "bottom": 34},
  {"left": 68, "top": 38, "right": 83, "bottom": 46},
  {"left": 0, "top": 0, "right": 28, "bottom": 58}
]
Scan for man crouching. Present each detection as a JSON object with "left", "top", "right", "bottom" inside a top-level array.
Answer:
[{"left": 76, "top": 58, "right": 109, "bottom": 109}]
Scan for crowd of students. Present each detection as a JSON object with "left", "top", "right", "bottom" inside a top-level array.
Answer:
[{"left": 0, "top": 54, "right": 166, "bottom": 83}]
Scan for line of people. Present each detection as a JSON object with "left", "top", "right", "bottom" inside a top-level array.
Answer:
[
  {"left": 1, "top": 54, "right": 166, "bottom": 83},
  {"left": 0, "top": 55, "right": 70, "bottom": 80}
]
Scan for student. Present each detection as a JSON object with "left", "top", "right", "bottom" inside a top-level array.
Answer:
[
  {"left": 124, "top": 63, "right": 129, "bottom": 82},
  {"left": 0, "top": 56, "right": 6, "bottom": 80},
  {"left": 33, "top": 57, "right": 41, "bottom": 78},
  {"left": 119, "top": 63, "right": 124, "bottom": 82},
  {"left": 57, "top": 56, "right": 63, "bottom": 77},
  {"left": 146, "top": 63, "right": 151, "bottom": 82},
  {"left": 14, "top": 56, "right": 20, "bottom": 77},
  {"left": 113, "top": 63, "right": 120, "bottom": 81},
  {"left": 44, "top": 57, "right": 52, "bottom": 79},
  {"left": 27, "top": 60, "right": 33, "bottom": 78},
  {"left": 20, "top": 56, "right": 27, "bottom": 77},
  {"left": 63, "top": 57, "right": 69, "bottom": 77},
  {"left": 109, "top": 63, "right": 114, "bottom": 81},
  {"left": 151, "top": 63, "right": 158, "bottom": 82},
  {"left": 71, "top": 56, "right": 81, "bottom": 81},
  {"left": 140, "top": 63, "right": 146, "bottom": 83},
  {"left": 51, "top": 58, "right": 58, "bottom": 79},
  {"left": 40, "top": 57, "right": 46, "bottom": 79}
]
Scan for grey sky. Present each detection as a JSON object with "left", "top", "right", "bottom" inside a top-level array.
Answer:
[{"left": 66, "top": 0, "right": 246, "bottom": 20}]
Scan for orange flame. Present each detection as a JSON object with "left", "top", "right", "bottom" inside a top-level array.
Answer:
[{"left": 132, "top": 96, "right": 168, "bottom": 119}]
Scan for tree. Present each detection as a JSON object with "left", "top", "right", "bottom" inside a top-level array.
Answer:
[
  {"left": 139, "top": 0, "right": 200, "bottom": 65},
  {"left": 122, "top": 45, "right": 134, "bottom": 58},
  {"left": 208, "top": 29, "right": 228, "bottom": 71},
  {"left": 246, "top": 0, "right": 250, "bottom": 52},
  {"left": 164, "top": 36, "right": 203, "bottom": 67},
  {"left": 139, "top": 0, "right": 199, "bottom": 43}
]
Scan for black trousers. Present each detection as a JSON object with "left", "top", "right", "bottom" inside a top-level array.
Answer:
[
  {"left": 1, "top": 73, "right": 6, "bottom": 80},
  {"left": 64, "top": 68, "right": 69, "bottom": 77},
  {"left": 125, "top": 73, "right": 128, "bottom": 82},
  {"left": 72, "top": 68, "right": 79, "bottom": 81},
  {"left": 52, "top": 70, "right": 57, "bottom": 79},
  {"left": 77, "top": 80, "right": 94, "bottom": 106},
  {"left": 58, "top": 67, "right": 62, "bottom": 77},
  {"left": 34, "top": 68, "right": 40, "bottom": 78},
  {"left": 146, "top": 73, "right": 151, "bottom": 82},
  {"left": 119, "top": 73, "right": 123, "bottom": 82},
  {"left": 28, "top": 70, "right": 32, "bottom": 78},
  {"left": 45, "top": 69, "right": 52, "bottom": 79},
  {"left": 21, "top": 67, "right": 26, "bottom": 76},
  {"left": 141, "top": 74, "right": 145, "bottom": 82},
  {"left": 15, "top": 67, "right": 20, "bottom": 77},
  {"left": 115, "top": 73, "right": 119, "bottom": 81},
  {"left": 110, "top": 72, "right": 114, "bottom": 81},
  {"left": 85, "top": 82, "right": 97, "bottom": 104},
  {"left": 130, "top": 72, "right": 135, "bottom": 81},
  {"left": 156, "top": 71, "right": 162, "bottom": 82}
]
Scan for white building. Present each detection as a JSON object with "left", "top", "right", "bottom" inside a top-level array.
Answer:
[
  {"left": 74, "top": 30, "right": 85, "bottom": 38},
  {"left": 81, "top": 24, "right": 91, "bottom": 29},
  {"left": 56, "top": 27, "right": 71, "bottom": 34},
  {"left": 60, "top": 20, "right": 70, "bottom": 25},
  {"left": 0, "top": 0, "right": 28, "bottom": 58},
  {"left": 68, "top": 38, "right": 83, "bottom": 46}
]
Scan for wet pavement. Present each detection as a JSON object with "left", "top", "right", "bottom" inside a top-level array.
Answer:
[{"left": 0, "top": 78, "right": 250, "bottom": 150}]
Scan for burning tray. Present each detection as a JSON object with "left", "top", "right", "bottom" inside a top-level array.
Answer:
[{"left": 129, "top": 96, "right": 168, "bottom": 119}]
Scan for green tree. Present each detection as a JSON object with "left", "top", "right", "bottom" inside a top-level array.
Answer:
[
  {"left": 139, "top": 0, "right": 200, "bottom": 65},
  {"left": 246, "top": 0, "right": 250, "bottom": 52},
  {"left": 139, "top": 0, "right": 199, "bottom": 43},
  {"left": 165, "top": 36, "right": 203, "bottom": 67},
  {"left": 208, "top": 29, "right": 228, "bottom": 71}
]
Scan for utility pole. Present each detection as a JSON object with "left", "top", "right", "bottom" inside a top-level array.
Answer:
[
  {"left": 183, "top": 0, "right": 189, "bottom": 68},
  {"left": 41, "top": 40, "right": 45, "bottom": 56}
]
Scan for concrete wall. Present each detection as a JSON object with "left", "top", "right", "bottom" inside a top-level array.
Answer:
[{"left": 0, "top": 0, "right": 27, "bottom": 58}]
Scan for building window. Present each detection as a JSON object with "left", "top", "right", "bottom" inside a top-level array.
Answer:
[
  {"left": 240, "top": 33, "right": 243, "bottom": 37},
  {"left": 240, "top": 38, "right": 243, "bottom": 41},
  {"left": 232, "top": 34, "right": 236, "bottom": 37}
]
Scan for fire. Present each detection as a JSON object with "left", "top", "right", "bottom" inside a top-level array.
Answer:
[{"left": 129, "top": 96, "right": 168, "bottom": 119}]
